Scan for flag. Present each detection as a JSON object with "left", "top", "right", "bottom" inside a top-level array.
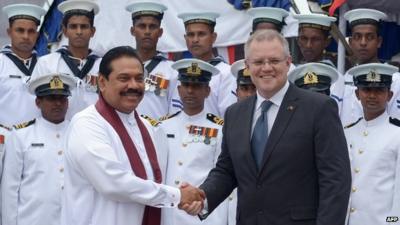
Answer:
[
  {"left": 328, "top": 0, "right": 346, "bottom": 16},
  {"left": 35, "top": 0, "right": 65, "bottom": 56}
]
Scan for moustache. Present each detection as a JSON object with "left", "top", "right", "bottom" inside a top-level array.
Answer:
[{"left": 120, "top": 89, "right": 144, "bottom": 96}]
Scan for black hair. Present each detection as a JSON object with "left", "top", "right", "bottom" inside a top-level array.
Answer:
[
  {"left": 62, "top": 10, "right": 95, "bottom": 27},
  {"left": 99, "top": 46, "right": 144, "bottom": 79}
]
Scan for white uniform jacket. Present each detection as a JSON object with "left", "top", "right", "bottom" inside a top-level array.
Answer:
[
  {"left": 137, "top": 57, "right": 178, "bottom": 119},
  {"left": 1, "top": 117, "right": 69, "bottom": 225},
  {"left": 0, "top": 49, "right": 40, "bottom": 126},
  {"left": 160, "top": 110, "right": 228, "bottom": 225},
  {"left": 32, "top": 49, "right": 101, "bottom": 119},
  {"left": 345, "top": 112, "right": 400, "bottom": 225},
  {"left": 170, "top": 60, "right": 237, "bottom": 118},
  {"left": 62, "top": 105, "right": 180, "bottom": 225}
]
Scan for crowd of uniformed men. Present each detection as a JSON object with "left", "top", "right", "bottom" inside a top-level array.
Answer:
[{"left": 0, "top": 0, "right": 399, "bottom": 225}]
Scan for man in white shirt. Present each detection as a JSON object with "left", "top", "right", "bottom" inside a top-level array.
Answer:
[
  {"left": 62, "top": 46, "right": 204, "bottom": 225},
  {"left": 170, "top": 12, "right": 237, "bottom": 117},
  {"left": 1, "top": 72, "right": 76, "bottom": 225},
  {"left": 33, "top": 0, "right": 102, "bottom": 119},
  {"left": 0, "top": 4, "right": 45, "bottom": 126},
  {"left": 125, "top": 1, "right": 178, "bottom": 119},
  {"left": 344, "top": 63, "right": 400, "bottom": 225},
  {"left": 160, "top": 58, "right": 228, "bottom": 225}
]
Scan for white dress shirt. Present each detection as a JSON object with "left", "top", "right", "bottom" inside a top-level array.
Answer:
[
  {"left": 345, "top": 112, "right": 400, "bottom": 225},
  {"left": 1, "top": 117, "right": 69, "bottom": 225},
  {"left": 251, "top": 81, "right": 290, "bottom": 136},
  {"left": 62, "top": 105, "right": 180, "bottom": 225}
]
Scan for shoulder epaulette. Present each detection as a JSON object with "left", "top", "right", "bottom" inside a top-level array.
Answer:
[
  {"left": 140, "top": 115, "right": 160, "bottom": 127},
  {"left": 0, "top": 124, "right": 11, "bottom": 131},
  {"left": 389, "top": 117, "right": 400, "bottom": 127},
  {"left": 13, "top": 119, "right": 36, "bottom": 130},
  {"left": 344, "top": 117, "right": 362, "bottom": 129},
  {"left": 207, "top": 113, "right": 224, "bottom": 125},
  {"left": 159, "top": 111, "right": 181, "bottom": 121}
]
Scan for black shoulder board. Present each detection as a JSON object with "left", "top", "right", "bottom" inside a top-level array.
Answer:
[
  {"left": 140, "top": 115, "right": 160, "bottom": 127},
  {"left": 344, "top": 117, "right": 362, "bottom": 129},
  {"left": 159, "top": 111, "right": 181, "bottom": 121},
  {"left": 13, "top": 119, "right": 36, "bottom": 130},
  {"left": 389, "top": 117, "right": 400, "bottom": 127},
  {"left": 207, "top": 113, "right": 224, "bottom": 125},
  {"left": 0, "top": 124, "right": 11, "bottom": 131}
]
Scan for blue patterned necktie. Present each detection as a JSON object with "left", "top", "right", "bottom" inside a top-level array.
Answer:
[{"left": 251, "top": 100, "right": 273, "bottom": 169}]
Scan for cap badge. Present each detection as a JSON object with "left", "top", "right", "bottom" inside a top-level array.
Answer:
[
  {"left": 243, "top": 68, "right": 251, "bottom": 77},
  {"left": 366, "top": 70, "right": 381, "bottom": 82},
  {"left": 186, "top": 63, "right": 201, "bottom": 76},
  {"left": 49, "top": 76, "right": 64, "bottom": 89},
  {"left": 303, "top": 72, "right": 319, "bottom": 84}
]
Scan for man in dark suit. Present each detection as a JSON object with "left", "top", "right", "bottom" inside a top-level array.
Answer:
[{"left": 181, "top": 29, "right": 351, "bottom": 225}]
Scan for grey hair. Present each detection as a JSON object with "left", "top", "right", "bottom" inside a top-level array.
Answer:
[{"left": 244, "top": 29, "right": 290, "bottom": 59}]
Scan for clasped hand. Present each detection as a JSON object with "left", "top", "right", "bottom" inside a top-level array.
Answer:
[{"left": 178, "top": 182, "right": 206, "bottom": 215}]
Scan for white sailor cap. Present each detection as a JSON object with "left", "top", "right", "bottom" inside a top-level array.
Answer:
[
  {"left": 125, "top": 1, "right": 167, "bottom": 20},
  {"left": 348, "top": 63, "right": 398, "bottom": 88},
  {"left": 288, "top": 62, "right": 338, "bottom": 91},
  {"left": 231, "top": 59, "right": 253, "bottom": 85},
  {"left": 58, "top": 0, "right": 99, "bottom": 15},
  {"left": 178, "top": 12, "right": 220, "bottom": 27},
  {"left": 2, "top": 4, "right": 46, "bottom": 25},
  {"left": 29, "top": 73, "right": 77, "bottom": 96},
  {"left": 293, "top": 13, "right": 336, "bottom": 31},
  {"left": 172, "top": 58, "right": 219, "bottom": 83},
  {"left": 344, "top": 8, "right": 386, "bottom": 28},
  {"left": 248, "top": 7, "right": 288, "bottom": 31}
]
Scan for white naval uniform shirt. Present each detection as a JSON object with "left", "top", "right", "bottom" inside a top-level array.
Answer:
[
  {"left": 160, "top": 110, "right": 228, "bottom": 225},
  {"left": 137, "top": 59, "right": 178, "bottom": 119},
  {"left": 1, "top": 117, "right": 68, "bottom": 225},
  {"left": 0, "top": 125, "right": 10, "bottom": 178},
  {"left": 388, "top": 72, "right": 400, "bottom": 119},
  {"left": 345, "top": 112, "right": 400, "bottom": 225},
  {"left": 0, "top": 52, "right": 40, "bottom": 127},
  {"left": 62, "top": 105, "right": 180, "bottom": 225},
  {"left": 170, "top": 61, "right": 237, "bottom": 118},
  {"left": 32, "top": 51, "right": 101, "bottom": 119}
]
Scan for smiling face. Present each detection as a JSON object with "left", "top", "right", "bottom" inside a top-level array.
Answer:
[
  {"left": 245, "top": 37, "right": 291, "bottom": 99},
  {"left": 98, "top": 56, "right": 145, "bottom": 114},
  {"left": 356, "top": 86, "right": 392, "bottom": 120}
]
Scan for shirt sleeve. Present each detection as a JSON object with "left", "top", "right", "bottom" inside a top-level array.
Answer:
[{"left": 65, "top": 115, "right": 181, "bottom": 208}]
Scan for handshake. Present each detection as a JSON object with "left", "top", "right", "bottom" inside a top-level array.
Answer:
[{"left": 178, "top": 182, "right": 206, "bottom": 216}]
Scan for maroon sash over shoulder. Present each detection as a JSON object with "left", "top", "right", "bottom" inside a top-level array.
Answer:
[{"left": 95, "top": 94, "right": 162, "bottom": 225}]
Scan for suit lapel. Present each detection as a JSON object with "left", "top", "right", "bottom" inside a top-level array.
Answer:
[
  {"left": 259, "top": 84, "right": 299, "bottom": 173},
  {"left": 240, "top": 96, "right": 258, "bottom": 174}
]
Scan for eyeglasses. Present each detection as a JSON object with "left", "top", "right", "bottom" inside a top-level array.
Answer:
[{"left": 248, "top": 57, "right": 287, "bottom": 67}]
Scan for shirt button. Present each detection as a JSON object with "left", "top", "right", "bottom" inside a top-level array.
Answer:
[
  {"left": 354, "top": 168, "right": 360, "bottom": 173},
  {"left": 363, "top": 131, "right": 368, "bottom": 136},
  {"left": 350, "top": 207, "right": 356, "bottom": 213},
  {"left": 58, "top": 150, "right": 63, "bottom": 155},
  {"left": 61, "top": 185, "right": 64, "bottom": 190},
  {"left": 182, "top": 143, "right": 187, "bottom": 147},
  {"left": 59, "top": 167, "right": 64, "bottom": 173},
  {"left": 56, "top": 133, "right": 60, "bottom": 138},
  {"left": 178, "top": 161, "right": 183, "bottom": 166},
  {"left": 174, "top": 180, "right": 180, "bottom": 185},
  {"left": 358, "top": 149, "right": 363, "bottom": 154},
  {"left": 352, "top": 187, "right": 357, "bottom": 192}
]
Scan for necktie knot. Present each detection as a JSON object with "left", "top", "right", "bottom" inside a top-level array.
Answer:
[{"left": 261, "top": 100, "right": 273, "bottom": 113}]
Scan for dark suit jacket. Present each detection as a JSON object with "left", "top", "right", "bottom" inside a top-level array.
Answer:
[{"left": 200, "top": 84, "right": 351, "bottom": 225}]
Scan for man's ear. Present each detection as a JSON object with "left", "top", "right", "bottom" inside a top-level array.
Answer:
[
  {"left": 355, "top": 88, "right": 360, "bottom": 100},
  {"left": 212, "top": 32, "right": 217, "bottom": 44},
  {"left": 98, "top": 75, "right": 107, "bottom": 92},
  {"left": 130, "top": 26, "right": 135, "bottom": 37}
]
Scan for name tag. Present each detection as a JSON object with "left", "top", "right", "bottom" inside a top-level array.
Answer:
[
  {"left": 31, "top": 143, "right": 44, "bottom": 147},
  {"left": 167, "top": 134, "right": 175, "bottom": 138},
  {"left": 9, "top": 75, "right": 22, "bottom": 79}
]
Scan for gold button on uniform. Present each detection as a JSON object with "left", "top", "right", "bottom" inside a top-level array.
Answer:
[
  {"left": 354, "top": 168, "right": 360, "bottom": 173},
  {"left": 363, "top": 131, "right": 368, "bottom": 136},
  {"left": 358, "top": 149, "right": 363, "bottom": 154},
  {"left": 182, "top": 143, "right": 187, "bottom": 147},
  {"left": 350, "top": 207, "right": 356, "bottom": 213},
  {"left": 352, "top": 187, "right": 357, "bottom": 192}
]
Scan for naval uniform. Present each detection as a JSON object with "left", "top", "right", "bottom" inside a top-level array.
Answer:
[
  {"left": 0, "top": 124, "right": 10, "bottom": 178},
  {"left": 62, "top": 105, "right": 180, "bottom": 225},
  {"left": 1, "top": 117, "right": 69, "bottom": 225},
  {"left": 137, "top": 53, "right": 179, "bottom": 119},
  {"left": 0, "top": 46, "right": 40, "bottom": 126},
  {"left": 388, "top": 72, "right": 400, "bottom": 119},
  {"left": 160, "top": 110, "right": 228, "bottom": 225},
  {"left": 32, "top": 46, "right": 101, "bottom": 119},
  {"left": 170, "top": 57, "right": 237, "bottom": 118},
  {"left": 345, "top": 112, "right": 400, "bottom": 225}
]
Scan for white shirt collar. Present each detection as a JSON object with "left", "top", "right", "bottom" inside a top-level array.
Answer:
[
  {"left": 255, "top": 81, "right": 289, "bottom": 110},
  {"left": 116, "top": 110, "right": 137, "bottom": 126},
  {"left": 362, "top": 111, "right": 389, "bottom": 127}
]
